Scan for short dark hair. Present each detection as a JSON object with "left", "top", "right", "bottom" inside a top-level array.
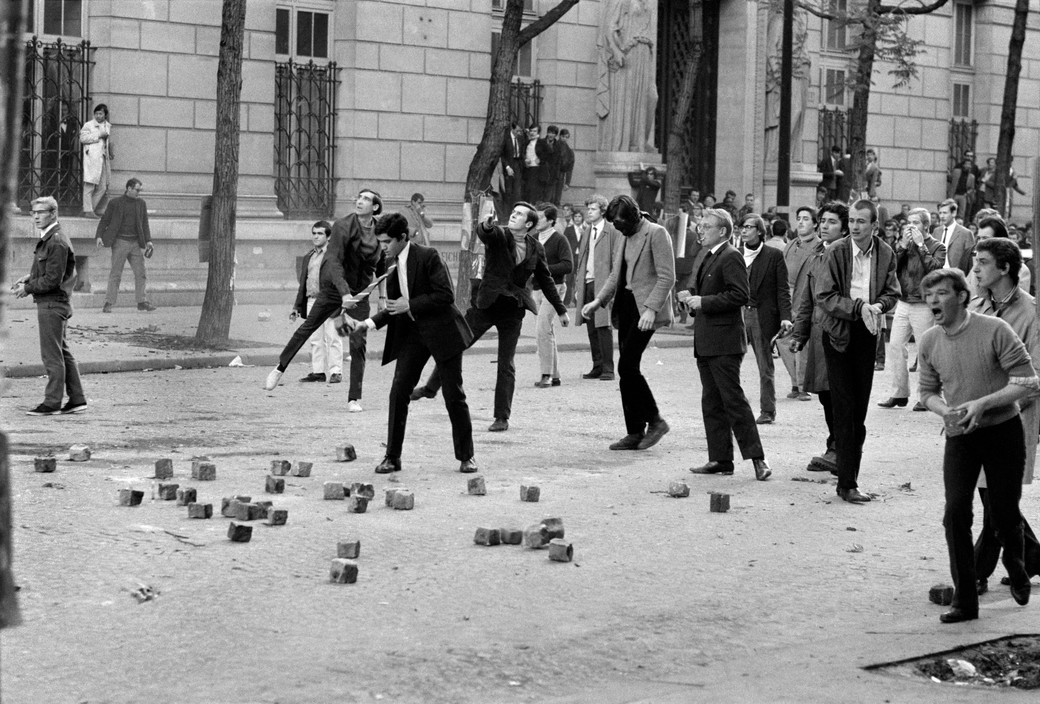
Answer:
[
  {"left": 605, "top": 195, "right": 641, "bottom": 224},
  {"left": 976, "top": 237, "right": 1022, "bottom": 286},
  {"left": 771, "top": 219, "right": 789, "bottom": 240},
  {"left": 978, "top": 216, "right": 1010, "bottom": 240},
  {"left": 311, "top": 220, "right": 332, "bottom": 237},
  {"left": 93, "top": 103, "right": 108, "bottom": 117},
  {"left": 795, "top": 206, "right": 818, "bottom": 224},
  {"left": 559, "top": 128, "right": 570, "bottom": 137},
  {"left": 818, "top": 201, "right": 849, "bottom": 233},
  {"left": 410, "top": 193, "right": 424, "bottom": 203},
  {"left": 359, "top": 189, "right": 382, "bottom": 215},
  {"left": 831, "top": 145, "right": 841, "bottom": 154},
  {"left": 536, "top": 202, "right": 558, "bottom": 224},
  {"left": 375, "top": 212, "right": 409, "bottom": 241},
  {"left": 125, "top": 177, "right": 142, "bottom": 192},
  {"left": 546, "top": 125, "right": 559, "bottom": 135},
  {"left": 513, "top": 201, "right": 539, "bottom": 231},
  {"left": 851, "top": 198, "right": 878, "bottom": 223},
  {"left": 920, "top": 268, "right": 970, "bottom": 307}
]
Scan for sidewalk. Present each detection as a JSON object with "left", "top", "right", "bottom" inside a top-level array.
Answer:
[{"left": 1, "top": 301, "right": 695, "bottom": 379}]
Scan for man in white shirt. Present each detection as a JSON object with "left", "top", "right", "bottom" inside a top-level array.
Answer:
[
  {"left": 932, "top": 198, "right": 975, "bottom": 274},
  {"left": 574, "top": 195, "right": 620, "bottom": 381}
]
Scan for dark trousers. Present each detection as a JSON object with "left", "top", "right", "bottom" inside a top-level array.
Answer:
[
  {"left": 744, "top": 308, "right": 776, "bottom": 416},
  {"left": 584, "top": 282, "right": 615, "bottom": 375},
  {"left": 426, "top": 298, "right": 524, "bottom": 421},
  {"left": 615, "top": 288, "right": 659, "bottom": 435},
  {"left": 386, "top": 328, "right": 473, "bottom": 462},
  {"left": 823, "top": 321, "right": 877, "bottom": 492},
  {"left": 37, "top": 300, "right": 84, "bottom": 407},
  {"left": 697, "top": 353, "right": 764, "bottom": 462},
  {"left": 818, "top": 389, "right": 836, "bottom": 451},
  {"left": 944, "top": 418, "right": 1029, "bottom": 613},
  {"left": 974, "top": 486, "right": 1040, "bottom": 581},
  {"left": 278, "top": 296, "right": 368, "bottom": 400}
]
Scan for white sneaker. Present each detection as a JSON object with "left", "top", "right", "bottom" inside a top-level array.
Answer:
[
  {"left": 347, "top": 400, "right": 363, "bottom": 413},
  {"left": 263, "top": 369, "right": 283, "bottom": 390}
]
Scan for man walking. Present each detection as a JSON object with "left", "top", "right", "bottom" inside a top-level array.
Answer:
[
  {"left": 532, "top": 203, "right": 573, "bottom": 388},
  {"left": 13, "top": 197, "right": 87, "bottom": 415},
  {"left": 918, "top": 268, "right": 1035, "bottom": 622},
  {"left": 737, "top": 214, "right": 791, "bottom": 424},
  {"left": 412, "top": 201, "right": 570, "bottom": 432},
  {"left": 778, "top": 206, "right": 820, "bottom": 401},
  {"left": 346, "top": 214, "right": 477, "bottom": 475},
  {"left": 877, "top": 208, "right": 944, "bottom": 411},
  {"left": 95, "top": 178, "right": 156, "bottom": 313},
  {"left": 554, "top": 128, "right": 575, "bottom": 205},
  {"left": 575, "top": 195, "right": 620, "bottom": 382},
  {"left": 816, "top": 199, "right": 900, "bottom": 503},
  {"left": 684, "top": 208, "right": 773, "bottom": 480}
]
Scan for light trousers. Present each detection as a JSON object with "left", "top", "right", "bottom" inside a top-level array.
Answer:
[
  {"left": 886, "top": 299, "right": 933, "bottom": 398},
  {"left": 306, "top": 297, "right": 343, "bottom": 375},
  {"left": 534, "top": 283, "right": 566, "bottom": 377}
]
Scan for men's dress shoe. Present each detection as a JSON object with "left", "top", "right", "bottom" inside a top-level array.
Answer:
[
  {"left": 874, "top": 362, "right": 885, "bottom": 372},
  {"left": 690, "top": 461, "right": 735, "bottom": 475},
  {"left": 837, "top": 487, "right": 872, "bottom": 503},
  {"left": 488, "top": 418, "right": 509, "bottom": 432},
  {"left": 755, "top": 413, "right": 775, "bottom": 424},
  {"left": 459, "top": 458, "right": 479, "bottom": 474},
  {"left": 26, "top": 404, "right": 60, "bottom": 416},
  {"left": 877, "top": 397, "right": 908, "bottom": 408},
  {"left": 940, "top": 608, "right": 978, "bottom": 624},
  {"left": 599, "top": 373, "right": 615, "bottom": 381},
  {"left": 263, "top": 369, "right": 283, "bottom": 390},
  {"left": 636, "top": 419, "right": 670, "bottom": 450},
  {"left": 912, "top": 401, "right": 927, "bottom": 412},
  {"left": 328, "top": 373, "right": 342, "bottom": 384},
  {"left": 551, "top": 378, "right": 561, "bottom": 387},
  {"left": 582, "top": 369, "right": 602, "bottom": 379},
  {"left": 807, "top": 449, "right": 837, "bottom": 472},
  {"left": 609, "top": 433, "right": 644, "bottom": 450},
  {"left": 137, "top": 302, "right": 157, "bottom": 311},
  {"left": 60, "top": 401, "right": 88, "bottom": 414},
  {"left": 1000, "top": 576, "right": 1012, "bottom": 586},
  {"left": 375, "top": 456, "right": 402, "bottom": 474},
  {"left": 410, "top": 386, "right": 436, "bottom": 401},
  {"left": 753, "top": 458, "right": 772, "bottom": 481},
  {"left": 101, "top": 302, "right": 113, "bottom": 313},
  {"left": 299, "top": 373, "right": 325, "bottom": 382},
  {"left": 1010, "top": 580, "right": 1031, "bottom": 605},
  {"left": 977, "top": 579, "right": 989, "bottom": 596}
]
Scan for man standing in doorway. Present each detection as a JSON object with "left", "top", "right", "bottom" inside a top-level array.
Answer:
[{"left": 96, "top": 178, "right": 156, "bottom": 313}]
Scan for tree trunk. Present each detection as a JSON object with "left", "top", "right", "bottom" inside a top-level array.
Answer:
[
  {"left": 662, "top": 1, "right": 703, "bottom": 214},
  {"left": 196, "top": 0, "right": 246, "bottom": 345},
  {"left": 846, "top": 0, "right": 881, "bottom": 200},
  {"left": 993, "top": 0, "right": 1029, "bottom": 217},
  {"left": 0, "top": 0, "right": 27, "bottom": 630}
]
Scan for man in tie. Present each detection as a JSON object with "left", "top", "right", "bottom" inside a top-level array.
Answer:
[
  {"left": 933, "top": 198, "right": 975, "bottom": 274},
  {"left": 575, "top": 194, "right": 621, "bottom": 381},
  {"left": 346, "top": 213, "right": 477, "bottom": 475},
  {"left": 500, "top": 122, "right": 525, "bottom": 205}
]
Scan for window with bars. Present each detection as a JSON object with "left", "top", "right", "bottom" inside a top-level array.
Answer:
[
  {"left": 953, "top": 83, "right": 970, "bottom": 118},
  {"left": 27, "top": 0, "right": 83, "bottom": 37},
  {"left": 824, "top": 0, "right": 847, "bottom": 51},
  {"left": 276, "top": 4, "right": 331, "bottom": 60},
  {"left": 823, "top": 68, "right": 846, "bottom": 106},
  {"left": 954, "top": 1, "right": 973, "bottom": 67}
]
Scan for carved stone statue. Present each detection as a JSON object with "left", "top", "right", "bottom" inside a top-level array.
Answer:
[
  {"left": 764, "top": 6, "right": 811, "bottom": 163},
  {"left": 596, "top": 0, "right": 658, "bottom": 153}
]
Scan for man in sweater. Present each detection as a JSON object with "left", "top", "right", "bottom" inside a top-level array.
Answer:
[
  {"left": 778, "top": 206, "right": 820, "bottom": 401},
  {"left": 532, "top": 203, "right": 573, "bottom": 387},
  {"left": 918, "top": 267, "right": 1036, "bottom": 622},
  {"left": 95, "top": 178, "right": 156, "bottom": 312}
]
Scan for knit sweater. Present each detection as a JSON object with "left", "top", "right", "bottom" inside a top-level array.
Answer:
[
  {"left": 532, "top": 229, "right": 573, "bottom": 288},
  {"left": 918, "top": 311, "right": 1035, "bottom": 429}
]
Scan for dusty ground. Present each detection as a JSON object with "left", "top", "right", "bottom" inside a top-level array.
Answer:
[{"left": 2, "top": 344, "right": 1037, "bottom": 703}]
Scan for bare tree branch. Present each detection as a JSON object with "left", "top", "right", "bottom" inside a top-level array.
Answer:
[
  {"left": 797, "top": 1, "right": 837, "bottom": 21},
  {"left": 518, "top": 0, "right": 580, "bottom": 46},
  {"left": 879, "top": 0, "right": 950, "bottom": 16}
]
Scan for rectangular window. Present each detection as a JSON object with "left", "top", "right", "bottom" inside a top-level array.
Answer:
[
  {"left": 275, "top": 5, "right": 330, "bottom": 60},
  {"left": 824, "top": 69, "right": 845, "bottom": 106},
  {"left": 276, "top": 8, "right": 290, "bottom": 55},
  {"left": 492, "top": 0, "right": 535, "bottom": 11},
  {"left": 953, "top": 83, "right": 970, "bottom": 118},
  {"left": 32, "top": 0, "right": 82, "bottom": 37},
  {"left": 954, "top": 2, "right": 973, "bottom": 66},
  {"left": 824, "top": 0, "right": 847, "bottom": 51},
  {"left": 491, "top": 31, "right": 533, "bottom": 78}
]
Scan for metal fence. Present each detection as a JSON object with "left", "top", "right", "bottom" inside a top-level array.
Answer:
[
  {"left": 948, "top": 118, "right": 978, "bottom": 173},
  {"left": 274, "top": 60, "right": 339, "bottom": 219},
  {"left": 18, "top": 37, "right": 94, "bottom": 211},
  {"left": 817, "top": 107, "right": 848, "bottom": 163},
  {"left": 509, "top": 78, "right": 542, "bottom": 129}
]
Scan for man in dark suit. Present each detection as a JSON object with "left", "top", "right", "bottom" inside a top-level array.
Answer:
[
  {"left": 817, "top": 145, "right": 844, "bottom": 201},
  {"left": 534, "top": 126, "right": 559, "bottom": 204},
  {"left": 737, "top": 213, "right": 792, "bottom": 424},
  {"left": 554, "top": 128, "right": 575, "bottom": 205},
  {"left": 682, "top": 209, "right": 773, "bottom": 481},
  {"left": 500, "top": 122, "right": 525, "bottom": 205},
  {"left": 816, "top": 199, "right": 900, "bottom": 503},
  {"left": 412, "top": 201, "right": 570, "bottom": 432},
  {"left": 346, "top": 214, "right": 477, "bottom": 475}
]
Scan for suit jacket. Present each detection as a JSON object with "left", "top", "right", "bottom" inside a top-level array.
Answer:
[
  {"left": 791, "top": 240, "right": 830, "bottom": 393},
  {"left": 931, "top": 222, "right": 975, "bottom": 274},
  {"left": 816, "top": 235, "right": 900, "bottom": 352},
  {"left": 293, "top": 247, "right": 339, "bottom": 316},
  {"left": 371, "top": 244, "right": 473, "bottom": 365},
  {"left": 534, "top": 137, "right": 556, "bottom": 185},
  {"left": 500, "top": 131, "right": 524, "bottom": 180},
  {"left": 741, "top": 244, "right": 791, "bottom": 342},
  {"left": 473, "top": 222, "right": 566, "bottom": 316},
  {"left": 575, "top": 220, "right": 621, "bottom": 328},
  {"left": 817, "top": 154, "right": 841, "bottom": 193},
  {"left": 597, "top": 218, "right": 675, "bottom": 330},
  {"left": 686, "top": 243, "right": 749, "bottom": 357},
  {"left": 557, "top": 141, "right": 575, "bottom": 186}
]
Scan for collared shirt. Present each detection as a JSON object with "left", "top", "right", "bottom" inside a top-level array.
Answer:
[
  {"left": 942, "top": 222, "right": 957, "bottom": 269},
  {"left": 306, "top": 244, "right": 326, "bottom": 298},
  {"left": 850, "top": 239, "right": 874, "bottom": 302},
  {"left": 586, "top": 221, "right": 602, "bottom": 282},
  {"left": 524, "top": 140, "right": 539, "bottom": 167},
  {"left": 39, "top": 222, "right": 58, "bottom": 239},
  {"left": 396, "top": 241, "right": 411, "bottom": 303}
]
